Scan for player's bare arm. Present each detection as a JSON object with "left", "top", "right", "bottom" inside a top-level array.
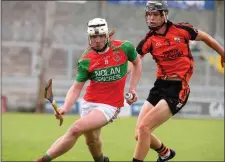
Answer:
[
  {"left": 129, "top": 55, "right": 142, "bottom": 91},
  {"left": 195, "top": 30, "right": 225, "bottom": 67},
  {"left": 128, "top": 55, "right": 144, "bottom": 74},
  {"left": 127, "top": 55, "right": 142, "bottom": 104},
  {"left": 128, "top": 61, "right": 133, "bottom": 74},
  {"left": 58, "top": 81, "right": 85, "bottom": 115}
]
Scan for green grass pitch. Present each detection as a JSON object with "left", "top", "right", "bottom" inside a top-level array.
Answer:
[{"left": 2, "top": 113, "right": 224, "bottom": 161}]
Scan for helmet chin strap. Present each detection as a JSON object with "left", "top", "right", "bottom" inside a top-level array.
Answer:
[{"left": 163, "top": 11, "right": 168, "bottom": 23}]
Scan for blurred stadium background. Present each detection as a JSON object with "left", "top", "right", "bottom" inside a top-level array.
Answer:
[{"left": 1, "top": 1, "right": 224, "bottom": 161}]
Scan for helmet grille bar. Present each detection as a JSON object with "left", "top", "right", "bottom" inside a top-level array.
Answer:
[{"left": 88, "top": 24, "right": 105, "bottom": 28}]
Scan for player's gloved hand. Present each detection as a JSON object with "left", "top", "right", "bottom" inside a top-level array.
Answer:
[{"left": 125, "top": 89, "right": 138, "bottom": 105}]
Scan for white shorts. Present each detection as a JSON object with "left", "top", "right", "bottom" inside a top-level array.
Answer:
[{"left": 80, "top": 99, "right": 120, "bottom": 123}]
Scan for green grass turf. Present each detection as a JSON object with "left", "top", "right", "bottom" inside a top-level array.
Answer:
[{"left": 2, "top": 113, "right": 224, "bottom": 161}]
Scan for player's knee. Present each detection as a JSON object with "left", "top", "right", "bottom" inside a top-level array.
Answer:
[
  {"left": 138, "top": 123, "right": 151, "bottom": 137},
  {"left": 68, "top": 122, "right": 83, "bottom": 137}
]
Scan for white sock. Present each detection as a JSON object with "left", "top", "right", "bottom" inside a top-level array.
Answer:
[{"left": 160, "top": 150, "right": 171, "bottom": 159}]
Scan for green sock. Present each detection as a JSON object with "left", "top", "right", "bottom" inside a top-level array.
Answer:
[
  {"left": 36, "top": 153, "right": 52, "bottom": 162},
  {"left": 45, "top": 154, "right": 52, "bottom": 161}
]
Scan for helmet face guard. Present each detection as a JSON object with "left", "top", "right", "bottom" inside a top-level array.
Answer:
[
  {"left": 145, "top": 1, "right": 169, "bottom": 31},
  {"left": 87, "top": 18, "right": 109, "bottom": 42},
  {"left": 87, "top": 18, "right": 109, "bottom": 52}
]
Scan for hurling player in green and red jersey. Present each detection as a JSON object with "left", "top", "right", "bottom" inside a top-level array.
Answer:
[
  {"left": 132, "top": 1, "right": 224, "bottom": 162},
  {"left": 36, "top": 18, "right": 142, "bottom": 162}
]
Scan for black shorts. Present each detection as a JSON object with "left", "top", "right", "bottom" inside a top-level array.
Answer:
[{"left": 146, "top": 79, "right": 190, "bottom": 115}]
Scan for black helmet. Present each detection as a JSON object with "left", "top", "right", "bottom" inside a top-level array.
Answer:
[
  {"left": 145, "top": 1, "right": 169, "bottom": 13},
  {"left": 145, "top": 1, "right": 169, "bottom": 31}
]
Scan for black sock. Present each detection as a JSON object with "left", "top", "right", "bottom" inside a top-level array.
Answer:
[{"left": 133, "top": 158, "right": 143, "bottom": 162}]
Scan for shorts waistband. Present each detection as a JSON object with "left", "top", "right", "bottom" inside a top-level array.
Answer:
[
  {"left": 155, "top": 79, "right": 182, "bottom": 85},
  {"left": 158, "top": 75, "right": 181, "bottom": 81}
]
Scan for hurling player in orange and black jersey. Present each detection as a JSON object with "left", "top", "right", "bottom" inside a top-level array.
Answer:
[{"left": 131, "top": 1, "right": 225, "bottom": 162}]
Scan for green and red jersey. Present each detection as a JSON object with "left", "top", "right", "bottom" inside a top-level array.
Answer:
[{"left": 75, "top": 40, "right": 137, "bottom": 108}]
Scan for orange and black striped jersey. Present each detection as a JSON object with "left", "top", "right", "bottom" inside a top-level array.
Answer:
[{"left": 136, "top": 20, "right": 198, "bottom": 83}]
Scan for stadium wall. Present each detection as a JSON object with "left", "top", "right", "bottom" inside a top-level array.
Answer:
[{"left": 44, "top": 97, "right": 224, "bottom": 119}]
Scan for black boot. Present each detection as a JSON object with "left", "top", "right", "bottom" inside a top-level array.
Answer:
[
  {"left": 156, "top": 149, "right": 176, "bottom": 162},
  {"left": 103, "top": 156, "right": 110, "bottom": 162}
]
